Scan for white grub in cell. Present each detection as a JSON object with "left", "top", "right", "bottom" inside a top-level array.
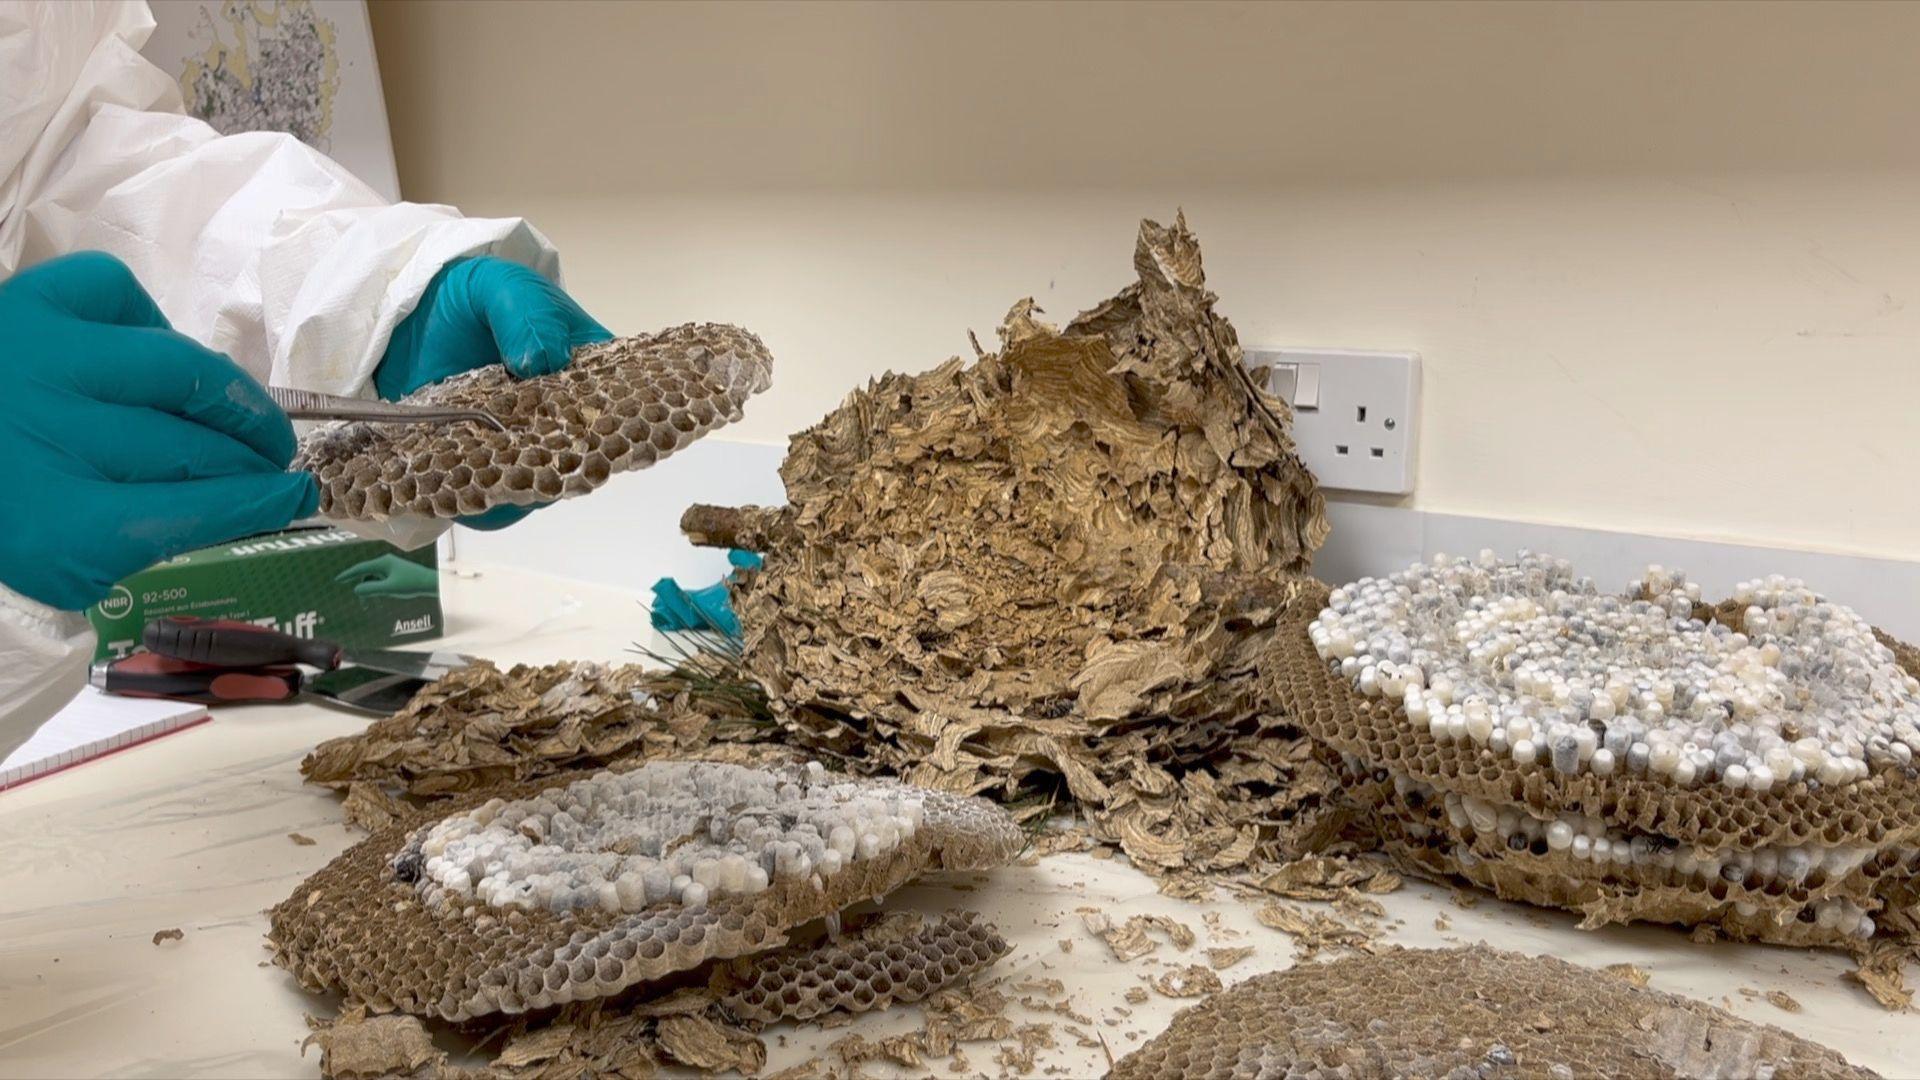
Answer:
[
  {"left": 415, "top": 760, "right": 932, "bottom": 915},
  {"left": 1365, "top": 751, "right": 1916, "bottom": 946}
]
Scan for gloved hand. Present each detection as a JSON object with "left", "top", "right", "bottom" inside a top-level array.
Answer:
[
  {"left": 375, "top": 256, "right": 612, "bottom": 532},
  {"left": 651, "top": 579, "right": 738, "bottom": 637},
  {"left": 650, "top": 550, "right": 765, "bottom": 638},
  {"left": 0, "top": 252, "right": 317, "bottom": 612},
  {"left": 334, "top": 554, "right": 439, "bottom": 600}
]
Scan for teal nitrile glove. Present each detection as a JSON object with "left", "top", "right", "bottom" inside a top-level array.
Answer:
[
  {"left": 375, "top": 256, "right": 613, "bottom": 531},
  {"left": 650, "top": 579, "right": 738, "bottom": 637},
  {"left": 650, "top": 550, "right": 765, "bottom": 638},
  {"left": 0, "top": 252, "right": 317, "bottom": 612},
  {"left": 334, "top": 553, "right": 439, "bottom": 599}
]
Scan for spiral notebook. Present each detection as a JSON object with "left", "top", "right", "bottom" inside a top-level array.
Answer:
[{"left": 0, "top": 687, "right": 210, "bottom": 793}]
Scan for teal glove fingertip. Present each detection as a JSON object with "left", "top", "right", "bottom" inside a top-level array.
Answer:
[
  {"left": 293, "top": 472, "right": 321, "bottom": 520},
  {"left": 375, "top": 255, "right": 612, "bottom": 400},
  {"left": 651, "top": 579, "right": 740, "bottom": 637},
  {"left": 649, "top": 569, "right": 747, "bottom": 639},
  {"left": 481, "top": 260, "right": 612, "bottom": 380},
  {"left": 649, "top": 579, "right": 701, "bottom": 631}
]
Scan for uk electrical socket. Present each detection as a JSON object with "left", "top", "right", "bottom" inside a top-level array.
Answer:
[{"left": 1246, "top": 348, "right": 1420, "bottom": 495}]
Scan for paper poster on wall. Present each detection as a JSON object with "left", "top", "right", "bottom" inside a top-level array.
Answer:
[{"left": 141, "top": 0, "right": 401, "bottom": 201}]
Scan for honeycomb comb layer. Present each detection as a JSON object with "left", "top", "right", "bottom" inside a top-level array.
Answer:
[
  {"left": 1273, "top": 568, "right": 1920, "bottom": 946},
  {"left": 713, "top": 910, "right": 1009, "bottom": 1023},
  {"left": 1107, "top": 947, "right": 1877, "bottom": 1079},
  {"left": 1272, "top": 582, "right": 1920, "bottom": 857},
  {"left": 296, "top": 323, "right": 773, "bottom": 520},
  {"left": 267, "top": 763, "right": 1021, "bottom": 1021},
  {"left": 1357, "top": 774, "right": 1911, "bottom": 946}
]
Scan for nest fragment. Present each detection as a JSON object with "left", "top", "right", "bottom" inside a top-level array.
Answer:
[
  {"left": 1107, "top": 946, "right": 1878, "bottom": 1079},
  {"left": 1272, "top": 559, "right": 1920, "bottom": 952},
  {"left": 305, "top": 910, "right": 1010, "bottom": 1080},
  {"left": 712, "top": 909, "right": 1010, "bottom": 1024},
  {"left": 268, "top": 760, "right": 1023, "bottom": 1021},
  {"left": 682, "top": 214, "right": 1335, "bottom": 876},
  {"left": 299, "top": 659, "right": 781, "bottom": 813},
  {"left": 297, "top": 323, "right": 772, "bottom": 520}
]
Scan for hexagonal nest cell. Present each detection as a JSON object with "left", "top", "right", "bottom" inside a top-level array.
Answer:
[
  {"left": 295, "top": 322, "right": 773, "bottom": 520},
  {"left": 268, "top": 760, "right": 1023, "bottom": 1021},
  {"left": 710, "top": 909, "right": 1010, "bottom": 1024},
  {"left": 1108, "top": 947, "right": 1878, "bottom": 1079},
  {"left": 1274, "top": 554, "right": 1920, "bottom": 949}
]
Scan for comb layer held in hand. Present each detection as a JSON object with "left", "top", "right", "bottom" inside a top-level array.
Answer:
[{"left": 295, "top": 324, "right": 773, "bottom": 520}]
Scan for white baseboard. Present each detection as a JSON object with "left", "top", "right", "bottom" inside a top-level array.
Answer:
[{"left": 449, "top": 438, "right": 1920, "bottom": 642}]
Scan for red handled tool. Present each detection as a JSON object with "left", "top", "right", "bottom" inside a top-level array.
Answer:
[
  {"left": 90, "top": 653, "right": 433, "bottom": 715},
  {"left": 94, "top": 616, "right": 480, "bottom": 715},
  {"left": 90, "top": 652, "right": 303, "bottom": 705},
  {"left": 95, "top": 611, "right": 487, "bottom": 711}
]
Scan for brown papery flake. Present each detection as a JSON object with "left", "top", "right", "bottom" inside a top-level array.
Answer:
[{"left": 301, "top": 659, "right": 785, "bottom": 813}]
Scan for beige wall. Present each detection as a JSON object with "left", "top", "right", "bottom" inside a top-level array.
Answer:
[{"left": 369, "top": 1, "right": 1920, "bottom": 561}]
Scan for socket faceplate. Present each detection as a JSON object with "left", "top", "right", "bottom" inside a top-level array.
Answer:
[{"left": 1248, "top": 348, "right": 1420, "bottom": 495}]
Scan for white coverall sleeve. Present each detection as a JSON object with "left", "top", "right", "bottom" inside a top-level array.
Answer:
[
  {"left": 0, "top": 1, "right": 565, "bottom": 754},
  {"left": 0, "top": 595, "right": 93, "bottom": 764}
]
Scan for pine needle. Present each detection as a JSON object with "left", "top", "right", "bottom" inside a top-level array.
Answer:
[{"left": 631, "top": 625, "right": 773, "bottom": 726}]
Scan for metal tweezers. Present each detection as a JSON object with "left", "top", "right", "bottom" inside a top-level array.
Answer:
[{"left": 269, "top": 386, "right": 508, "bottom": 433}]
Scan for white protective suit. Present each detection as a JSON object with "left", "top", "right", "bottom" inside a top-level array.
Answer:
[{"left": 0, "top": 1, "right": 566, "bottom": 760}]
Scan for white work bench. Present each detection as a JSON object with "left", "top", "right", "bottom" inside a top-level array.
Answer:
[{"left": 0, "top": 565, "right": 1911, "bottom": 1078}]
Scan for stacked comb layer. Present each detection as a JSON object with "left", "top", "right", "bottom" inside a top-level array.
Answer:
[
  {"left": 268, "top": 761, "right": 1022, "bottom": 1021},
  {"left": 1271, "top": 554, "right": 1920, "bottom": 946},
  {"left": 296, "top": 323, "right": 773, "bottom": 520}
]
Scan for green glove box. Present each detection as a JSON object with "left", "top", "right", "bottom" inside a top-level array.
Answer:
[{"left": 85, "top": 526, "right": 443, "bottom": 663}]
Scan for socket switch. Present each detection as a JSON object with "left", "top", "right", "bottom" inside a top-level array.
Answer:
[{"left": 1247, "top": 347, "right": 1420, "bottom": 495}]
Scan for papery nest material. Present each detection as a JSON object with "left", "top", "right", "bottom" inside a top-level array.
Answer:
[
  {"left": 1107, "top": 946, "right": 1879, "bottom": 1079},
  {"left": 300, "top": 658, "right": 785, "bottom": 819},
  {"left": 681, "top": 214, "right": 1334, "bottom": 877},
  {"left": 1272, "top": 567, "right": 1920, "bottom": 960},
  {"left": 268, "top": 760, "right": 1023, "bottom": 1022},
  {"left": 301, "top": 911, "right": 1011, "bottom": 1080}
]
